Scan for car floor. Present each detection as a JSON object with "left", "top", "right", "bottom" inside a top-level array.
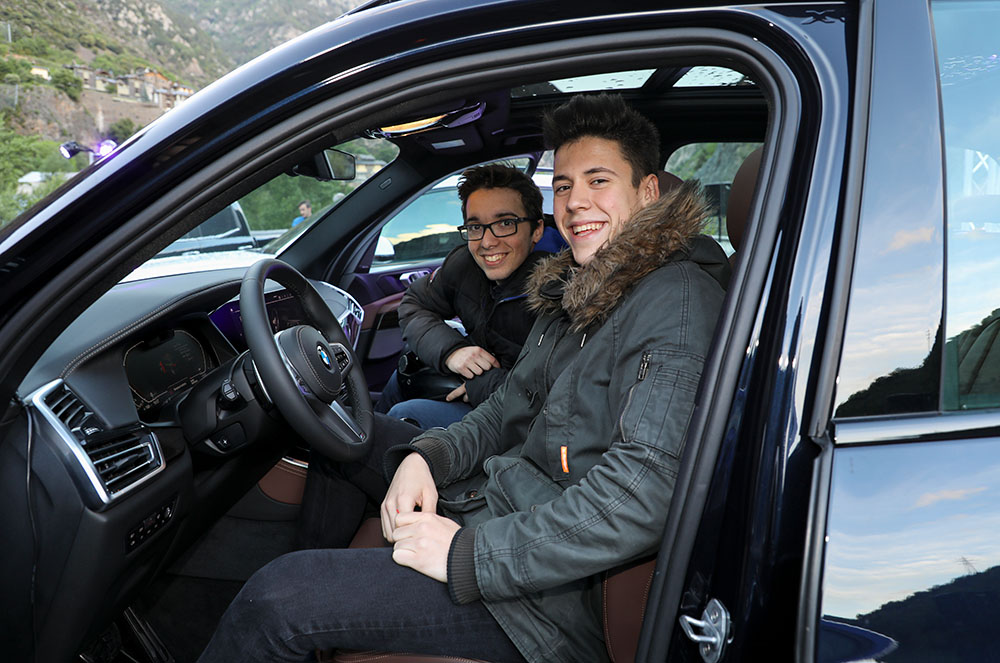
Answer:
[{"left": 135, "top": 515, "right": 299, "bottom": 662}]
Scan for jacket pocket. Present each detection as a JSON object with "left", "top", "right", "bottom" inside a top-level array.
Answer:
[
  {"left": 485, "top": 454, "right": 565, "bottom": 516},
  {"left": 618, "top": 349, "right": 703, "bottom": 460}
]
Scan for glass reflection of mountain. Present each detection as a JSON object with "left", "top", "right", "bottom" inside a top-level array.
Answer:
[{"left": 824, "top": 564, "right": 1000, "bottom": 662}]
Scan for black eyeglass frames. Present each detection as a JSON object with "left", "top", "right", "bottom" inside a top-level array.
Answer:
[{"left": 457, "top": 217, "right": 531, "bottom": 241}]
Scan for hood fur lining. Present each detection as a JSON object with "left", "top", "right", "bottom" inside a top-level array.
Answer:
[{"left": 527, "top": 180, "right": 709, "bottom": 331}]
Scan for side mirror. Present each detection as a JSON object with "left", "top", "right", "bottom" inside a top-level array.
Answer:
[
  {"left": 290, "top": 149, "right": 356, "bottom": 181},
  {"left": 374, "top": 236, "right": 395, "bottom": 262}
]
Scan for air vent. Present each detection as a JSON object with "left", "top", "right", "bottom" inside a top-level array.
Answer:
[
  {"left": 84, "top": 427, "right": 162, "bottom": 496},
  {"left": 31, "top": 380, "right": 165, "bottom": 507},
  {"left": 44, "top": 382, "right": 100, "bottom": 436}
]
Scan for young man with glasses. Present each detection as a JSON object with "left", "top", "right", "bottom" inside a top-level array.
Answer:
[{"left": 376, "top": 163, "right": 548, "bottom": 428}]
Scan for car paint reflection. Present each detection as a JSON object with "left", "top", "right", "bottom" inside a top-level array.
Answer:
[{"left": 820, "top": 438, "right": 1000, "bottom": 661}]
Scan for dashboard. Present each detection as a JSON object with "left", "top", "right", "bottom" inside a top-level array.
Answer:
[
  {"left": 114, "top": 283, "right": 363, "bottom": 421},
  {"left": 7, "top": 265, "right": 366, "bottom": 662}
]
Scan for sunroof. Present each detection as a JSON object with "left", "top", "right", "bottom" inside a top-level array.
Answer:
[
  {"left": 511, "top": 70, "right": 655, "bottom": 97},
  {"left": 674, "top": 66, "right": 753, "bottom": 87},
  {"left": 511, "top": 66, "right": 753, "bottom": 98}
]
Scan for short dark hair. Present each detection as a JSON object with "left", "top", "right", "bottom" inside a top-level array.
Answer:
[
  {"left": 298, "top": 200, "right": 311, "bottom": 208},
  {"left": 457, "top": 164, "right": 544, "bottom": 231},
  {"left": 543, "top": 93, "right": 660, "bottom": 186}
]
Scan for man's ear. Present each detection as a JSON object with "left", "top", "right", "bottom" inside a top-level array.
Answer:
[
  {"left": 530, "top": 220, "right": 545, "bottom": 245},
  {"left": 641, "top": 172, "right": 659, "bottom": 204}
]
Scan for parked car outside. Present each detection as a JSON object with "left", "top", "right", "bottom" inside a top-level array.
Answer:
[{"left": 2, "top": 1, "right": 1000, "bottom": 662}]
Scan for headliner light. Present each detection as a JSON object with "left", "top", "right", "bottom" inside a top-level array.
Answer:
[{"left": 378, "top": 114, "right": 448, "bottom": 136}]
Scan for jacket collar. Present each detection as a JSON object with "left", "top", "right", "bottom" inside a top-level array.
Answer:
[{"left": 526, "top": 181, "right": 717, "bottom": 331}]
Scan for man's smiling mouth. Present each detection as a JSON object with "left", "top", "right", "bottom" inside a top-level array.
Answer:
[{"left": 571, "top": 222, "right": 605, "bottom": 236}]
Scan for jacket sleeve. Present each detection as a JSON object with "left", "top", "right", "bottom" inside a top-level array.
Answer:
[
  {"left": 397, "top": 248, "right": 473, "bottom": 374},
  {"left": 463, "top": 367, "right": 508, "bottom": 408},
  {"left": 405, "top": 371, "right": 512, "bottom": 485},
  {"left": 452, "top": 272, "right": 723, "bottom": 603}
]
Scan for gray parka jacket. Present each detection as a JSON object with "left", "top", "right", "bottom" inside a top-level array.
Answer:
[{"left": 396, "top": 182, "right": 729, "bottom": 663}]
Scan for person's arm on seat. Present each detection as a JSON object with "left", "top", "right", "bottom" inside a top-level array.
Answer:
[{"left": 398, "top": 247, "right": 476, "bottom": 374}]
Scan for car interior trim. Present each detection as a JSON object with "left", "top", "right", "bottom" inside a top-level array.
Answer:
[{"left": 26, "top": 379, "right": 167, "bottom": 509}]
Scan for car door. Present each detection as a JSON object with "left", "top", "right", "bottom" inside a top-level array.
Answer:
[
  {"left": 648, "top": 2, "right": 1000, "bottom": 662},
  {"left": 816, "top": 2, "right": 1000, "bottom": 661},
  {"left": 631, "top": 2, "right": 863, "bottom": 662}
]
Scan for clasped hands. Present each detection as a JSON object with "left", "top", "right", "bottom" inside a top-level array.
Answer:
[{"left": 380, "top": 452, "right": 460, "bottom": 583}]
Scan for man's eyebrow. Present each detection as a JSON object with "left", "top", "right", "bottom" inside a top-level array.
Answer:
[
  {"left": 465, "top": 210, "right": 521, "bottom": 222},
  {"left": 552, "top": 166, "right": 619, "bottom": 181}
]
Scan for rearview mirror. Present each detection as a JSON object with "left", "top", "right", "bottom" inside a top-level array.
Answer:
[{"left": 290, "top": 149, "right": 356, "bottom": 181}]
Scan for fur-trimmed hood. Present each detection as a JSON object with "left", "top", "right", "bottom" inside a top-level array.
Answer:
[{"left": 527, "top": 180, "right": 729, "bottom": 331}]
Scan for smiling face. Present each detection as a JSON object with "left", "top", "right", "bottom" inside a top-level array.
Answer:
[
  {"left": 464, "top": 187, "right": 544, "bottom": 281},
  {"left": 552, "top": 136, "right": 659, "bottom": 265}
]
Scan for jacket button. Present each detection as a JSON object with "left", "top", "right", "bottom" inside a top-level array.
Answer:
[{"left": 466, "top": 490, "right": 478, "bottom": 499}]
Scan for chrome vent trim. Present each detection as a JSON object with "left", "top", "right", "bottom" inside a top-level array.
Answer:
[{"left": 28, "top": 380, "right": 166, "bottom": 508}]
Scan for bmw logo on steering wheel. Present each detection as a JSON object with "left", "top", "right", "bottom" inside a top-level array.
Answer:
[{"left": 317, "top": 344, "right": 332, "bottom": 370}]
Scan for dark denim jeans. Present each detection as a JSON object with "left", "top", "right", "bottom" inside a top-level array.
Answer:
[
  {"left": 197, "top": 547, "right": 526, "bottom": 662},
  {"left": 296, "top": 412, "right": 421, "bottom": 549}
]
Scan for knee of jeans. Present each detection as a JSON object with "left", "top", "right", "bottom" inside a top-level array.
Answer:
[
  {"left": 386, "top": 400, "right": 421, "bottom": 421},
  {"left": 228, "top": 554, "right": 306, "bottom": 631}
]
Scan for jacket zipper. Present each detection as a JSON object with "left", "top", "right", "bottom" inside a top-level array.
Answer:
[{"left": 638, "top": 351, "right": 651, "bottom": 381}]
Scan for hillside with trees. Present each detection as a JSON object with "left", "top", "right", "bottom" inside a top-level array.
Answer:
[{"left": 0, "top": 0, "right": 365, "bottom": 227}]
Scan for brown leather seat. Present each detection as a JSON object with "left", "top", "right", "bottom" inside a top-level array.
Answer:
[
  {"left": 320, "top": 519, "right": 656, "bottom": 663},
  {"left": 726, "top": 147, "right": 763, "bottom": 266}
]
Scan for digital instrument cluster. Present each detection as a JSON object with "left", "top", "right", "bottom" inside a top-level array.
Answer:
[{"left": 124, "top": 330, "right": 211, "bottom": 414}]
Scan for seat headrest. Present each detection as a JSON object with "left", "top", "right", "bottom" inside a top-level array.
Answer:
[
  {"left": 657, "top": 170, "right": 683, "bottom": 197},
  {"left": 726, "top": 147, "right": 763, "bottom": 253}
]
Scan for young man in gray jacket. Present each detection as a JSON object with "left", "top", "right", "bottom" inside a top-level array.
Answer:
[{"left": 200, "top": 93, "right": 730, "bottom": 663}]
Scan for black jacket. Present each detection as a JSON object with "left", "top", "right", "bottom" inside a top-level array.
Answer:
[{"left": 397, "top": 246, "right": 547, "bottom": 406}]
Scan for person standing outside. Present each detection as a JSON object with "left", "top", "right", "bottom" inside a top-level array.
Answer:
[
  {"left": 376, "top": 164, "right": 548, "bottom": 428},
  {"left": 291, "top": 199, "right": 312, "bottom": 227}
]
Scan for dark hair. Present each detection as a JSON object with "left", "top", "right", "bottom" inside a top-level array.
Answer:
[
  {"left": 457, "top": 163, "right": 544, "bottom": 231},
  {"left": 543, "top": 93, "right": 660, "bottom": 186},
  {"left": 298, "top": 200, "right": 311, "bottom": 208}
]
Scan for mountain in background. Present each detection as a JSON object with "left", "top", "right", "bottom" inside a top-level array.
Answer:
[
  {"left": 0, "top": 0, "right": 365, "bottom": 223},
  {"left": 1, "top": 0, "right": 366, "bottom": 88},
  {"left": 160, "top": 0, "right": 363, "bottom": 70}
]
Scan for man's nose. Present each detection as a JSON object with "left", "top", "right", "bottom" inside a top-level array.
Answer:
[
  {"left": 480, "top": 228, "right": 500, "bottom": 247},
  {"left": 565, "top": 184, "right": 590, "bottom": 213}
]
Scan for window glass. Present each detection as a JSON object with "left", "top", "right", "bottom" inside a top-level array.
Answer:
[
  {"left": 934, "top": 0, "right": 1000, "bottom": 410},
  {"left": 665, "top": 142, "right": 762, "bottom": 255},
  {"left": 125, "top": 137, "right": 398, "bottom": 282}
]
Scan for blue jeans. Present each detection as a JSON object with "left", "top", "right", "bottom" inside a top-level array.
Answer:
[
  {"left": 387, "top": 398, "right": 472, "bottom": 429},
  {"left": 197, "top": 547, "right": 525, "bottom": 662}
]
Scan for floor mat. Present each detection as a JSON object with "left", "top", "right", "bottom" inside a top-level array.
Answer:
[{"left": 140, "top": 574, "right": 244, "bottom": 663}]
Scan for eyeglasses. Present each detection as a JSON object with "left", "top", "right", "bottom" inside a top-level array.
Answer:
[{"left": 457, "top": 217, "right": 531, "bottom": 241}]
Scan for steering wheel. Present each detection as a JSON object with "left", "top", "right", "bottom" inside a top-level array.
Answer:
[{"left": 240, "top": 259, "right": 372, "bottom": 461}]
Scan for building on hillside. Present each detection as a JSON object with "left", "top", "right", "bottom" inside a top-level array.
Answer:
[
  {"left": 16, "top": 171, "right": 73, "bottom": 196},
  {"left": 30, "top": 66, "right": 50, "bottom": 81},
  {"left": 356, "top": 153, "right": 387, "bottom": 178},
  {"left": 66, "top": 64, "right": 196, "bottom": 110}
]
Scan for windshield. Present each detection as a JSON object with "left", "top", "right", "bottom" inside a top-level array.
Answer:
[{"left": 122, "top": 137, "right": 398, "bottom": 282}]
